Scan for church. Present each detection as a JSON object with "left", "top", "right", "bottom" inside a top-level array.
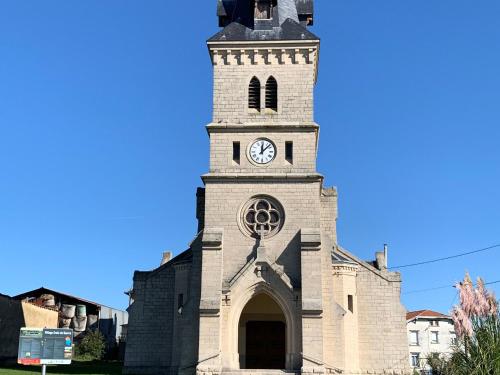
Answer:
[{"left": 124, "top": 1, "right": 411, "bottom": 374}]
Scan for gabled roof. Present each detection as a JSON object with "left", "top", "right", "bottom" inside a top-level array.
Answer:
[
  {"left": 13, "top": 287, "right": 102, "bottom": 308},
  {"left": 406, "top": 310, "right": 451, "bottom": 321}
]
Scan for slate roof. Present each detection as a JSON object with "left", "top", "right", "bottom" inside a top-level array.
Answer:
[
  {"left": 217, "top": 0, "right": 313, "bottom": 21},
  {"left": 211, "top": 0, "right": 318, "bottom": 42},
  {"left": 169, "top": 248, "right": 193, "bottom": 265},
  {"left": 209, "top": 18, "right": 318, "bottom": 42},
  {"left": 406, "top": 310, "right": 451, "bottom": 321},
  {"left": 331, "top": 248, "right": 358, "bottom": 265}
]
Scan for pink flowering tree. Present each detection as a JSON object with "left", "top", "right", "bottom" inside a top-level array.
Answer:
[{"left": 448, "top": 274, "right": 500, "bottom": 375}]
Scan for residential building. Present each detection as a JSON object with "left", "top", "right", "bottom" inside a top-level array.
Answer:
[{"left": 407, "top": 310, "right": 457, "bottom": 372}]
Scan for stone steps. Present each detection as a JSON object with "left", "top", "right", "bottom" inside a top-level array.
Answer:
[{"left": 222, "top": 371, "right": 300, "bottom": 375}]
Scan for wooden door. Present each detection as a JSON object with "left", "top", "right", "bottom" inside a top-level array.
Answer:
[{"left": 245, "top": 321, "right": 286, "bottom": 369}]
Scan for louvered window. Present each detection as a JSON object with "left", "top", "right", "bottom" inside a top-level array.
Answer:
[
  {"left": 265, "top": 76, "right": 278, "bottom": 112},
  {"left": 255, "top": 0, "right": 273, "bottom": 20},
  {"left": 249, "top": 77, "right": 261, "bottom": 111}
]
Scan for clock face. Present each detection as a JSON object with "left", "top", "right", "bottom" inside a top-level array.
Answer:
[{"left": 249, "top": 139, "right": 276, "bottom": 165}]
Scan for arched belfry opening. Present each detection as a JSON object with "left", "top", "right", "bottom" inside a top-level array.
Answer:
[
  {"left": 249, "top": 76, "right": 261, "bottom": 111},
  {"left": 238, "top": 293, "right": 286, "bottom": 369},
  {"left": 253, "top": 0, "right": 277, "bottom": 21},
  {"left": 265, "top": 76, "right": 278, "bottom": 112}
]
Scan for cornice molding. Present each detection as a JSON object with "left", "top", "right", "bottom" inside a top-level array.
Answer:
[
  {"left": 332, "top": 264, "right": 359, "bottom": 275},
  {"left": 207, "top": 40, "right": 320, "bottom": 48},
  {"left": 208, "top": 43, "right": 320, "bottom": 81},
  {"left": 206, "top": 122, "right": 319, "bottom": 133},
  {"left": 201, "top": 173, "right": 323, "bottom": 184}
]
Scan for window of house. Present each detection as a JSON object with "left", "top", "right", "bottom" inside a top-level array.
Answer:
[
  {"left": 410, "top": 353, "right": 420, "bottom": 367},
  {"left": 265, "top": 76, "right": 278, "bottom": 112},
  {"left": 233, "top": 142, "right": 241, "bottom": 164},
  {"left": 249, "top": 77, "right": 261, "bottom": 112},
  {"left": 348, "top": 295, "right": 354, "bottom": 313},
  {"left": 430, "top": 320, "right": 440, "bottom": 327},
  {"left": 450, "top": 332, "right": 457, "bottom": 345},
  {"left": 431, "top": 331, "right": 439, "bottom": 344},
  {"left": 409, "top": 330, "right": 419, "bottom": 346},
  {"left": 285, "top": 141, "right": 293, "bottom": 164}
]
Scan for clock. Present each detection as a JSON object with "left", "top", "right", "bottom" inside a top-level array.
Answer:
[{"left": 249, "top": 138, "right": 276, "bottom": 165}]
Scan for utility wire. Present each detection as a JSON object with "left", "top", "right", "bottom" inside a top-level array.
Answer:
[
  {"left": 403, "top": 279, "right": 500, "bottom": 295},
  {"left": 403, "top": 284, "right": 454, "bottom": 295},
  {"left": 389, "top": 244, "right": 500, "bottom": 270},
  {"left": 485, "top": 280, "right": 500, "bottom": 286}
]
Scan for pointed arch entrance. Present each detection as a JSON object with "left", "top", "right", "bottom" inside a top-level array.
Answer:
[{"left": 238, "top": 293, "right": 286, "bottom": 369}]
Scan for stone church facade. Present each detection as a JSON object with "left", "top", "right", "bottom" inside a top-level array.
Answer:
[{"left": 124, "top": 1, "right": 411, "bottom": 374}]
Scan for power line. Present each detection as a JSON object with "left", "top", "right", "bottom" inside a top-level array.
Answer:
[
  {"left": 403, "top": 279, "right": 500, "bottom": 295},
  {"left": 403, "top": 284, "right": 454, "bottom": 295},
  {"left": 389, "top": 244, "right": 500, "bottom": 270}
]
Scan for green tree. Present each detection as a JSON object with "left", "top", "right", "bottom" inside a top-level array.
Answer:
[
  {"left": 426, "top": 352, "right": 449, "bottom": 375},
  {"left": 75, "top": 331, "right": 106, "bottom": 361}
]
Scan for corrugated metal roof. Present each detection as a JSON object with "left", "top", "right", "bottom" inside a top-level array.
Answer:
[{"left": 13, "top": 287, "right": 102, "bottom": 308}]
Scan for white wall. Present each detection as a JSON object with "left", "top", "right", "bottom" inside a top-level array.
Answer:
[{"left": 407, "top": 317, "right": 456, "bottom": 370}]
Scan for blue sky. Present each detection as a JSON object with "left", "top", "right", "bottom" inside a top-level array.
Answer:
[{"left": 0, "top": 1, "right": 499, "bottom": 312}]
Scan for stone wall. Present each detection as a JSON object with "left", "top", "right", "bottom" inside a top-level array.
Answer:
[
  {"left": 211, "top": 46, "right": 317, "bottom": 125},
  {"left": 124, "top": 266, "right": 176, "bottom": 374},
  {"left": 203, "top": 179, "right": 323, "bottom": 285},
  {"left": 207, "top": 127, "right": 318, "bottom": 174},
  {"left": 356, "top": 266, "right": 410, "bottom": 373}
]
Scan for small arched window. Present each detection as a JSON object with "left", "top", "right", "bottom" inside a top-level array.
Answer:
[
  {"left": 265, "top": 76, "right": 278, "bottom": 112},
  {"left": 249, "top": 77, "right": 261, "bottom": 111}
]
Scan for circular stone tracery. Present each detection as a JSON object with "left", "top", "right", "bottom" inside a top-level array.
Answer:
[{"left": 241, "top": 196, "right": 284, "bottom": 238}]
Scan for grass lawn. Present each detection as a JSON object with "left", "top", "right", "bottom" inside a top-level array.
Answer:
[{"left": 0, "top": 361, "right": 122, "bottom": 375}]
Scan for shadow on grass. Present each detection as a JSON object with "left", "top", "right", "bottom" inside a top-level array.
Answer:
[{"left": 1, "top": 361, "right": 122, "bottom": 375}]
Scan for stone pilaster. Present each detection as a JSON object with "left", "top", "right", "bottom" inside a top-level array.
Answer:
[
  {"left": 197, "top": 228, "right": 223, "bottom": 375},
  {"left": 332, "top": 262, "right": 360, "bottom": 372},
  {"left": 300, "top": 229, "right": 325, "bottom": 375}
]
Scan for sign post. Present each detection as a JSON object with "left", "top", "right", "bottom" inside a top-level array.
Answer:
[{"left": 18, "top": 328, "right": 74, "bottom": 373}]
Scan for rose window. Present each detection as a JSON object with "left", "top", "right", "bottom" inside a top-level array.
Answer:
[{"left": 240, "top": 196, "right": 284, "bottom": 238}]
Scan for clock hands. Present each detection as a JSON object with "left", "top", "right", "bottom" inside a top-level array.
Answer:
[{"left": 260, "top": 142, "right": 272, "bottom": 155}]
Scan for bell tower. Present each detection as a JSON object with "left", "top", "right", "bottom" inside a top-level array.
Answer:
[
  {"left": 197, "top": 0, "right": 335, "bottom": 374},
  {"left": 207, "top": 0, "right": 320, "bottom": 178}
]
